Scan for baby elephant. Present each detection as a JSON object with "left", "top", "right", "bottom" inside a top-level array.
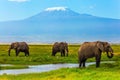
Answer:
[
  {"left": 78, "top": 41, "right": 114, "bottom": 68},
  {"left": 52, "top": 42, "right": 68, "bottom": 57},
  {"left": 8, "top": 42, "right": 29, "bottom": 56}
]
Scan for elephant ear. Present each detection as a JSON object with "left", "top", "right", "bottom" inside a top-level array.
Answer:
[
  {"left": 96, "top": 41, "right": 105, "bottom": 52},
  {"left": 13, "top": 42, "right": 19, "bottom": 49}
]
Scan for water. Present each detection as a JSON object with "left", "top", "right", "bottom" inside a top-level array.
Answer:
[{"left": 0, "top": 61, "right": 114, "bottom": 75}]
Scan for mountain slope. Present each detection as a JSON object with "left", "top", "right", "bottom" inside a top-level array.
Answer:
[{"left": 0, "top": 7, "right": 120, "bottom": 43}]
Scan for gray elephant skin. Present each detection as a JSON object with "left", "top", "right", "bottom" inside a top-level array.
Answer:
[
  {"left": 78, "top": 41, "right": 114, "bottom": 68},
  {"left": 52, "top": 42, "right": 68, "bottom": 57},
  {"left": 8, "top": 42, "right": 29, "bottom": 56}
]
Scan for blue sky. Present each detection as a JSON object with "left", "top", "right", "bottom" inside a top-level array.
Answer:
[{"left": 0, "top": 0, "right": 120, "bottom": 21}]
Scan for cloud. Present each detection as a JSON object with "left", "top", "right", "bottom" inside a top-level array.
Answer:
[
  {"left": 8, "top": 0, "right": 29, "bottom": 2},
  {"left": 89, "top": 6, "right": 94, "bottom": 9},
  {"left": 89, "top": 4, "right": 96, "bottom": 9}
]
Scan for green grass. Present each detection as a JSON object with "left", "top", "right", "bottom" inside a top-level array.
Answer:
[
  {"left": 0, "top": 44, "right": 120, "bottom": 80},
  {"left": 0, "top": 65, "right": 28, "bottom": 70},
  {"left": 0, "top": 62, "right": 120, "bottom": 80},
  {"left": 0, "top": 44, "right": 118, "bottom": 65},
  {"left": 0, "top": 45, "right": 79, "bottom": 65}
]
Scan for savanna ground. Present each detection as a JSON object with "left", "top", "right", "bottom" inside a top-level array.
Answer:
[{"left": 0, "top": 44, "right": 120, "bottom": 80}]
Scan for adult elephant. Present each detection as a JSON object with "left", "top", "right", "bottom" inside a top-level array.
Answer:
[
  {"left": 52, "top": 42, "right": 68, "bottom": 57},
  {"left": 78, "top": 41, "right": 114, "bottom": 68},
  {"left": 8, "top": 42, "right": 29, "bottom": 56}
]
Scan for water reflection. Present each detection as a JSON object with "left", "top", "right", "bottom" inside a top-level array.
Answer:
[{"left": 0, "top": 61, "right": 114, "bottom": 75}]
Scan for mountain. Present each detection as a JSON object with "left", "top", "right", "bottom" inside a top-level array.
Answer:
[{"left": 0, "top": 7, "right": 120, "bottom": 43}]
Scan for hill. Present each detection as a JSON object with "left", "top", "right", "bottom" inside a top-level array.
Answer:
[{"left": 0, "top": 7, "right": 120, "bottom": 43}]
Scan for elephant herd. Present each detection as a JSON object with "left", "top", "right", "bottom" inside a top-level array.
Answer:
[{"left": 7, "top": 41, "right": 114, "bottom": 68}]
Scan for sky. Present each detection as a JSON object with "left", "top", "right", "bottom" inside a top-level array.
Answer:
[{"left": 0, "top": 0, "right": 120, "bottom": 21}]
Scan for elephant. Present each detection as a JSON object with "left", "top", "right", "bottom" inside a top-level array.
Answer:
[
  {"left": 52, "top": 42, "right": 68, "bottom": 57},
  {"left": 8, "top": 42, "right": 29, "bottom": 56},
  {"left": 78, "top": 41, "right": 114, "bottom": 68}
]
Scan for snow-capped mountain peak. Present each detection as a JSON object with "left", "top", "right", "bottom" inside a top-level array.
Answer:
[{"left": 45, "top": 7, "right": 67, "bottom": 11}]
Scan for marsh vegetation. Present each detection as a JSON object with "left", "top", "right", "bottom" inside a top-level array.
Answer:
[{"left": 0, "top": 44, "right": 120, "bottom": 80}]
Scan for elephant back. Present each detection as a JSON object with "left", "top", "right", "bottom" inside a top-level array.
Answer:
[
  {"left": 52, "top": 42, "right": 60, "bottom": 51},
  {"left": 18, "top": 42, "right": 29, "bottom": 50}
]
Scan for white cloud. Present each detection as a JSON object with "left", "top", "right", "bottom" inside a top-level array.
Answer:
[
  {"left": 8, "top": 0, "right": 29, "bottom": 2},
  {"left": 89, "top": 6, "right": 94, "bottom": 9},
  {"left": 89, "top": 4, "right": 96, "bottom": 9}
]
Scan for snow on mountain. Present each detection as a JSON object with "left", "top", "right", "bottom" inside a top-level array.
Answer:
[
  {"left": 45, "top": 7, "right": 67, "bottom": 11},
  {"left": 27, "top": 7, "right": 80, "bottom": 20}
]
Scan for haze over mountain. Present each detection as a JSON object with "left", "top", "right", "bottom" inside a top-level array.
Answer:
[{"left": 0, "top": 7, "right": 120, "bottom": 43}]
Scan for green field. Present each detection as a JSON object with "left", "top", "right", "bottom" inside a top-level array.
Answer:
[
  {"left": 0, "top": 44, "right": 120, "bottom": 80},
  {"left": 0, "top": 45, "right": 80, "bottom": 65}
]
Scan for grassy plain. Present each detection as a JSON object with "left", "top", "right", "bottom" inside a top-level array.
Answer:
[
  {"left": 0, "top": 44, "right": 120, "bottom": 80},
  {"left": 1, "top": 62, "right": 120, "bottom": 80},
  {"left": 0, "top": 45, "right": 79, "bottom": 65}
]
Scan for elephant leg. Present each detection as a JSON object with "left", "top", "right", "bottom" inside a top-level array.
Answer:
[
  {"left": 53, "top": 52, "right": 56, "bottom": 56},
  {"left": 16, "top": 50, "right": 20, "bottom": 56},
  {"left": 61, "top": 52, "right": 63, "bottom": 57},
  {"left": 63, "top": 50, "right": 65, "bottom": 57},
  {"left": 61, "top": 50, "right": 64, "bottom": 57},
  {"left": 96, "top": 60, "right": 100, "bottom": 67},
  {"left": 25, "top": 50, "right": 29, "bottom": 56},
  {"left": 25, "top": 52, "right": 27, "bottom": 56},
  {"left": 83, "top": 59, "right": 87, "bottom": 67},
  {"left": 27, "top": 51, "right": 29, "bottom": 56},
  {"left": 79, "top": 56, "right": 86, "bottom": 68},
  {"left": 79, "top": 58, "right": 86, "bottom": 68},
  {"left": 95, "top": 55, "right": 101, "bottom": 67},
  {"left": 79, "top": 60, "right": 82, "bottom": 68}
]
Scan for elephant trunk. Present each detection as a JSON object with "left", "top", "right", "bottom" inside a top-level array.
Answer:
[
  {"left": 52, "top": 49, "right": 56, "bottom": 56},
  {"left": 8, "top": 48, "right": 11, "bottom": 56},
  {"left": 66, "top": 48, "right": 68, "bottom": 56},
  {"left": 106, "top": 50, "right": 114, "bottom": 58}
]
